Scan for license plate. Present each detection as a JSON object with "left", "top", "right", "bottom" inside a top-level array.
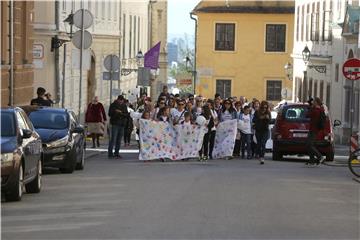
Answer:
[{"left": 293, "top": 133, "right": 308, "bottom": 138}]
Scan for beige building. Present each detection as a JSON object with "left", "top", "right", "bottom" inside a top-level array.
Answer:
[
  {"left": 1, "top": 1, "right": 35, "bottom": 107},
  {"left": 33, "top": 0, "right": 159, "bottom": 122}
]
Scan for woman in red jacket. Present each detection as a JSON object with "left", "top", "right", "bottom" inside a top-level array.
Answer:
[{"left": 85, "top": 96, "right": 107, "bottom": 148}]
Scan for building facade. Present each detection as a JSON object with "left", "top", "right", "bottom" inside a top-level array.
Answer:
[
  {"left": 192, "top": 1, "right": 294, "bottom": 103},
  {"left": 32, "top": 0, "right": 152, "bottom": 122},
  {"left": 292, "top": 0, "right": 360, "bottom": 143},
  {"left": 1, "top": 1, "right": 35, "bottom": 107}
]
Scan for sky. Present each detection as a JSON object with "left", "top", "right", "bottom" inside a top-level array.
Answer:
[{"left": 168, "top": 0, "right": 201, "bottom": 40}]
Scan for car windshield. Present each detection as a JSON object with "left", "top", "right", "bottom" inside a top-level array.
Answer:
[
  {"left": 283, "top": 107, "right": 309, "bottom": 122},
  {"left": 29, "top": 111, "right": 69, "bottom": 130},
  {"left": 1, "top": 112, "right": 16, "bottom": 137}
]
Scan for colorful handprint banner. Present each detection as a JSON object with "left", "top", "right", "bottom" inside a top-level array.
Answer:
[
  {"left": 212, "top": 120, "right": 238, "bottom": 159},
  {"left": 139, "top": 120, "right": 207, "bottom": 161}
]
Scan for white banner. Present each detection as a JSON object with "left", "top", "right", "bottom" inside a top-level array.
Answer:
[{"left": 212, "top": 120, "right": 238, "bottom": 159}]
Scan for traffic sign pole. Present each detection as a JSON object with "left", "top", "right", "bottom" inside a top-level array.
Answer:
[
  {"left": 342, "top": 58, "right": 360, "bottom": 157},
  {"left": 78, "top": 8, "right": 84, "bottom": 120}
]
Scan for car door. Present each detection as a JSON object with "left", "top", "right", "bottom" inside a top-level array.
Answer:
[
  {"left": 69, "top": 112, "right": 82, "bottom": 157},
  {"left": 21, "top": 110, "right": 42, "bottom": 166},
  {"left": 15, "top": 110, "right": 37, "bottom": 179}
]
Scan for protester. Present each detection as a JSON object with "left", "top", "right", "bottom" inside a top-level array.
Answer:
[
  {"left": 158, "top": 85, "right": 170, "bottom": 101},
  {"left": 124, "top": 100, "right": 134, "bottom": 147},
  {"left": 157, "top": 106, "right": 170, "bottom": 122},
  {"left": 199, "top": 105, "right": 213, "bottom": 161},
  {"left": 168, "top": 96, "right": 176, "bottom": 109},
  {"left": 108, "top": 95, "right": 129, "bottom": 158},
  {"left": 219, "top": 99, "right": 237, "bottom": 122},
  {"left": 233, "top": 101, "right": 243, "bottom": 157},
  {"left": 306, "top": 97, "right": 326, "bottom": 165},
  {"left": 30, "top": 87, "right": 52, "bottom": 106},
  {"left": 152, "top": 99, "right": 166, "bottom": 120},
  {"left": 253, "top": 101, "right": 271, "bottom": 164},
  {"left": 214, "top": 93, "right": 223, "bottom": 115},
  {"left": 239, "top": 105, "right": 253, "bottom": 159},
  {"left": 207, "top": 99, "right": 218, "bottom": 159},
  {"left": 194, "top": 97, "right": 203, "bottom": 119},
  {"left": 170, "top": 99, "right": 187, "bottom": 125},
  {"left": 181, "top": 112, "right": 192, "bottom": 125},
  {"left": 85, "top": 96, "right": 107, "bottom": 148}
]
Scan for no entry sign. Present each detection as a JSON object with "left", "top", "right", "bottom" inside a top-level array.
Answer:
[{"left": 343, "top": 58, "right": 360, "bottom": 80}]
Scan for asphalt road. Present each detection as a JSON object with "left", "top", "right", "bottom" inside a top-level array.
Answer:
[{"left": 1, "top": 149, "right": 359, "bottom": 240}]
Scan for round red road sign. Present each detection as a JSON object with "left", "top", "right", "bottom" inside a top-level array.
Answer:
[{"left": 343, "top": 58, "right": 360, "bottom": 81}]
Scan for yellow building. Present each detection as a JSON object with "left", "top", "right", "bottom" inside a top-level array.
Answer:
[{"left": 192, "top": 1, "right": 295, "bottom": 103}]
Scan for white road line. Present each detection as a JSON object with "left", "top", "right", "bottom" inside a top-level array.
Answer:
[{"left": 2, "top": 222, "right": 103, "bottom": 233}]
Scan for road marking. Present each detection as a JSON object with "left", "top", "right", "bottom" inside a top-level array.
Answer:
[
  {"left": 86, "top": 148, "right": 139, "bottom": 153},
  {"left": 2, "top": 222, "right": 103, "bottom": 233}
]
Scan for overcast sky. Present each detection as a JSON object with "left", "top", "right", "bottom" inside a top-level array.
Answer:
[{"left": 168, "top": 0, "right": 201, "bottom": 39}]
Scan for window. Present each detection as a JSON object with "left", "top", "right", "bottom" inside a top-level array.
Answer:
[
  {"left": 311, "top": 3, "right": 320, "bottom": 41},
  {"left": 309, "top": 78, "right": 313, "bottom": 97},
  {"left": 320, "top": 81, "right": 324, "bottom": 101},
  {"left": 323, "top": 2, "right": 333, "bottom": 41},
  {"left": 129, "top": 15, "right": 132, "bottom": 58},
  {"left": 102, "top": 1, "right": 105, "bottom": 20},
  {"left": 16, "top": 112, "right": 28, "bottom": 130},
  {"left": 302, "top": 77, "right": 308, "bottom": 102},
  {"left": 326, "top": 83, "right": 331, "bottom": 108},
  {"left": 62, "top": 0, "right": 66, "bottom": 12},
  {"left": 301, "top": 5, "right": 305, "bottom": 41},
  {"left": 335, "top": 64, "right": 339, "bottom": 82},
  {"left": 122, "top": 14, "right": 126, "bottom": 58},
  {"left": 314, "top": 80, "right": 318, "bottom": 97},
  {"left": 216, "top": 80, "right": 231, "bottom": 99},
  {"left": 296, "top": 77, "right": 303, "bottom": 102},
  {"left": 215, "top": 23, "right": 235, "bottom": 51},
  {"left": 266, "top": 80, "right": 282, "bottom": 101},
  {"left": 133, "top": 16, "right": 136, "bottom": 56},
  {"left": 265, "top": 24, "right": 286, "bottom": 52},
  {"left": 296, "top": 6, "right": 300, "bottom": 41},
  {"left": 306, "top": 4, "right": 311, "bottom": 41},
  {"left": 138, "top": 17, "right": 141, "bottom": 51}
]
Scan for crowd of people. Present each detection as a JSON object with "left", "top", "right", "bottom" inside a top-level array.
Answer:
[{"left": 102, "top": 86, "right": 273, "bottom": 164}]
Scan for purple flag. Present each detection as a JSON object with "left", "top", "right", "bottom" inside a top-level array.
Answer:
[{"left": 144, "top": 42, "right": 161, "bottom": 69}]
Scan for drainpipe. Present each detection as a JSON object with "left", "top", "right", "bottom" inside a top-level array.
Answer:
[
  {"left": 55, "top": 0, "right": 60, "bottom": 105},
  {"left": 9, "top": 0, "right": 14, "bottom": 106},
  {"left": 190, "top": 13, "right": 197, "bottom": 95}
]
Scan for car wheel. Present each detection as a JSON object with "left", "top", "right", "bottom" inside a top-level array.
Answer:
[
  {"left": 272, "top": 150, "right": 283, "bottom": 161},
  {"left": 25, "top": 159, "right": 42, "bottom": 193},
  {"left": 75, "top": 147, "right": 85, "bottom": 170},
  {"left": 60, "top": 150, "right": 76, "bottom": 174},
  {"left": 325, "top": 152, "right": 334, "bottom": 162},
  {"left": 5, "top": 162, "right": 24, "bottom": 201}
]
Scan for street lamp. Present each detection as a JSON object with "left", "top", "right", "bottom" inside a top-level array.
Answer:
[
  {"left": 301, "top": 46, "right": 326, "bottom": 73},
  {"left": 136, "top": 50, "right": 144, "bottom": 67},
  {"left": 121, "top": 50, "right": 144, "bottom": 76},
  {"left": 284, "top": 62, "right": 293, "bottom": 81},
  {"left": 185, "top": 56, "right": 196, "bottom": 94}
]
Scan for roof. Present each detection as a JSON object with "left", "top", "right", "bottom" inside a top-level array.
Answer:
[
  {"left": 192, "top": 0, "right": 295, "bottom": 14},
  {"left": 342, "top": 5, "right": 360, "bottom": 36}
]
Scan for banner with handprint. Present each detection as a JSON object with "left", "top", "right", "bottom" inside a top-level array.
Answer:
[
  {"left": 139, "top": 119, "right": 207, "bottom": 161},
  {"left": 212, "top": 120, "right": 237, "bottom": 159}
]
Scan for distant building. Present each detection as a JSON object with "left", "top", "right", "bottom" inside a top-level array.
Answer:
[
  {"left": 167, "top": 42, "right": 179, "bottom": 65},
  {"left": 192, "top": 0, "right": 295, "bottom": 102}
]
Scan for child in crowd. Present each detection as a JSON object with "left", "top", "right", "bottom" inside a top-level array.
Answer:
[
  {"left": 157, "top": 106, "right": 170, "bottom": 122},
  {"left": 181, "top": 112, "right": 192, "bottom": 125},
  {"left": 239, "top": 105, "right": 253, "bottom": 159}
]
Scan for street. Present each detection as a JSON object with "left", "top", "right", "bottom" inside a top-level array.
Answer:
[{"left": 1, "top": 149, "right": 359, "bottom": 240}]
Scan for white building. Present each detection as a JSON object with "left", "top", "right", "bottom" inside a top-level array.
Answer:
[{"left": 292, "top": 0, "right": 360, "bottom": 144}]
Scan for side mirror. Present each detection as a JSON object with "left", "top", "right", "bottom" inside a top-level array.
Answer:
[
  {"left": 72, "top": 126, "right": 84, "bottom": 134},
  {"left": 22, "top": 129, "right": 33, "bottom": 139},
  {"left": 333, "top": 119, "right": 342, "bottom": 127}
]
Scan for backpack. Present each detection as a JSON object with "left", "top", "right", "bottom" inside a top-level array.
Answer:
[{"left": 318, "top": 110, "right": 326, "bottom": 130}]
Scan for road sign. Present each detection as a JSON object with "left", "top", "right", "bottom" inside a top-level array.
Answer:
[
  {"left": 103, "top": 72, "right": 120, "bottom": 80},
  {"left": 342, "top": 58, "right": 360, "bottom": 81},
  {"left": 73, "top": 9, "right": 94, "bottom": 29},
  {"left": 104, "top": 55, "right": 120, "bottom": 72},
  {"left": 72, "top": 30, "right": 93, "bottom": 49}
]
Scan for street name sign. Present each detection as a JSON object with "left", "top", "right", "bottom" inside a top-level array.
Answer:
[{"left": 342, "top": 58, "right": 360, "bottom": 81}]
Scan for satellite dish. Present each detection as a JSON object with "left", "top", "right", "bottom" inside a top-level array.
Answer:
[
  {"left": 73, "top": 9, "right": 94, "bottom": 29},
  {"left": 72, "top": 30, "right": 93, "bottom": 49}
]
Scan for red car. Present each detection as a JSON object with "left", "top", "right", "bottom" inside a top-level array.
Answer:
[{"left": 272, "top": 103, "right": 341, "bottom": 161}]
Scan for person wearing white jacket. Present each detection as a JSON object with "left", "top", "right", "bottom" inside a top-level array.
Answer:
[{"left": 239, "top": 105, "right": 253, "bottom": 159}]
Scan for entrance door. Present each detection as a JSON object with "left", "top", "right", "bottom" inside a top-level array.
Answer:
[{"left": 216, "top": 79, "right": 231, "bottom": 99}]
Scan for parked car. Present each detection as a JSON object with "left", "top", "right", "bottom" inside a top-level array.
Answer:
[
  {"left": 1, "top": 107, "right": 43, "bottom": 201},
  {"left": 265, "top": 111, "right": 278, "bottom": 151},
  {"left": 272, "top": 103, "right": 341, "bottom": 161},
  {"left": 22, "top": 106, "right": 85, "bottom": 173}
]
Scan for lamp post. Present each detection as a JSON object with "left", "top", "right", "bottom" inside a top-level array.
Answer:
[{"left": 185, "top": 56, "right": 196, "bottom": 95}]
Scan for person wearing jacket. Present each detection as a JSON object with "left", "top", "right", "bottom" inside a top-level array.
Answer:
[
  {"left": 239, "top": 105, "right": 253, "bottom": 159},
  {"left": 199, "top": 105, "right": 212, "bottom": 161},
  {"left": 233, "top": 101, "right": 243, "bottom": 157},
  {"left": 85, "top": 96, "right": 107, "bottom": 148},
  {"left": 253, "top": 101, "right": 271, "bottom": 164},
  {"left": 108, "top": 95, "right": 129, "bottom": 158},
  {"left": 306, "top": 97, "right": 326, "bottom": 165},
  {"left": 207, "top": 99, "right": 218, "bottom": 159},
  {"left": 219, "top": 99, "right": 237, "bottom": 122}
]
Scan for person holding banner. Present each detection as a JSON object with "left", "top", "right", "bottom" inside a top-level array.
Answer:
[
  {"left": 152, "top": 99, "right": 166, "bottom": 120},
  {"left": 239, "top": 105, "right": 253, "bottom": 159},
  {"left": 253, "top": 101, "right": 271, "bottom": 164},
  {"left": 199, "top": 105, "right": 213, "bottom": 161},
  {"left": 219, "top": 99, "right": 237, "bottom": 122},
  {"left": 157, "top": 106, "right": 170, "bottom": 122},
  {"left": 170, "top": 99, "right": 187, "bottom": 125},
  {"left": 207, "top": 99, "right": 218, "bottom": 159},
  {"left": 233, "top": 101, "right": 243, "bottom": 157}
]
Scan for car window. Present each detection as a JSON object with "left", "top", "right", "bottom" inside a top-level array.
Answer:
[
  {"left": 20, "top": 111, "right": 34, "bottom": 130},
  {"left": 29, "top": 111, "right": 69, "bottom": 130},
  {"left": 1, "top": 112, "right": 16, "bottom": 137},
  {"left": 69, "top": 112, "right": 77, "bottom": 129},
  {"left": 16, "top": 111, "right": 30, "bottom": 130},
  {"left": 283, "top": 107, "right": 309, "bottom": 122}
]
